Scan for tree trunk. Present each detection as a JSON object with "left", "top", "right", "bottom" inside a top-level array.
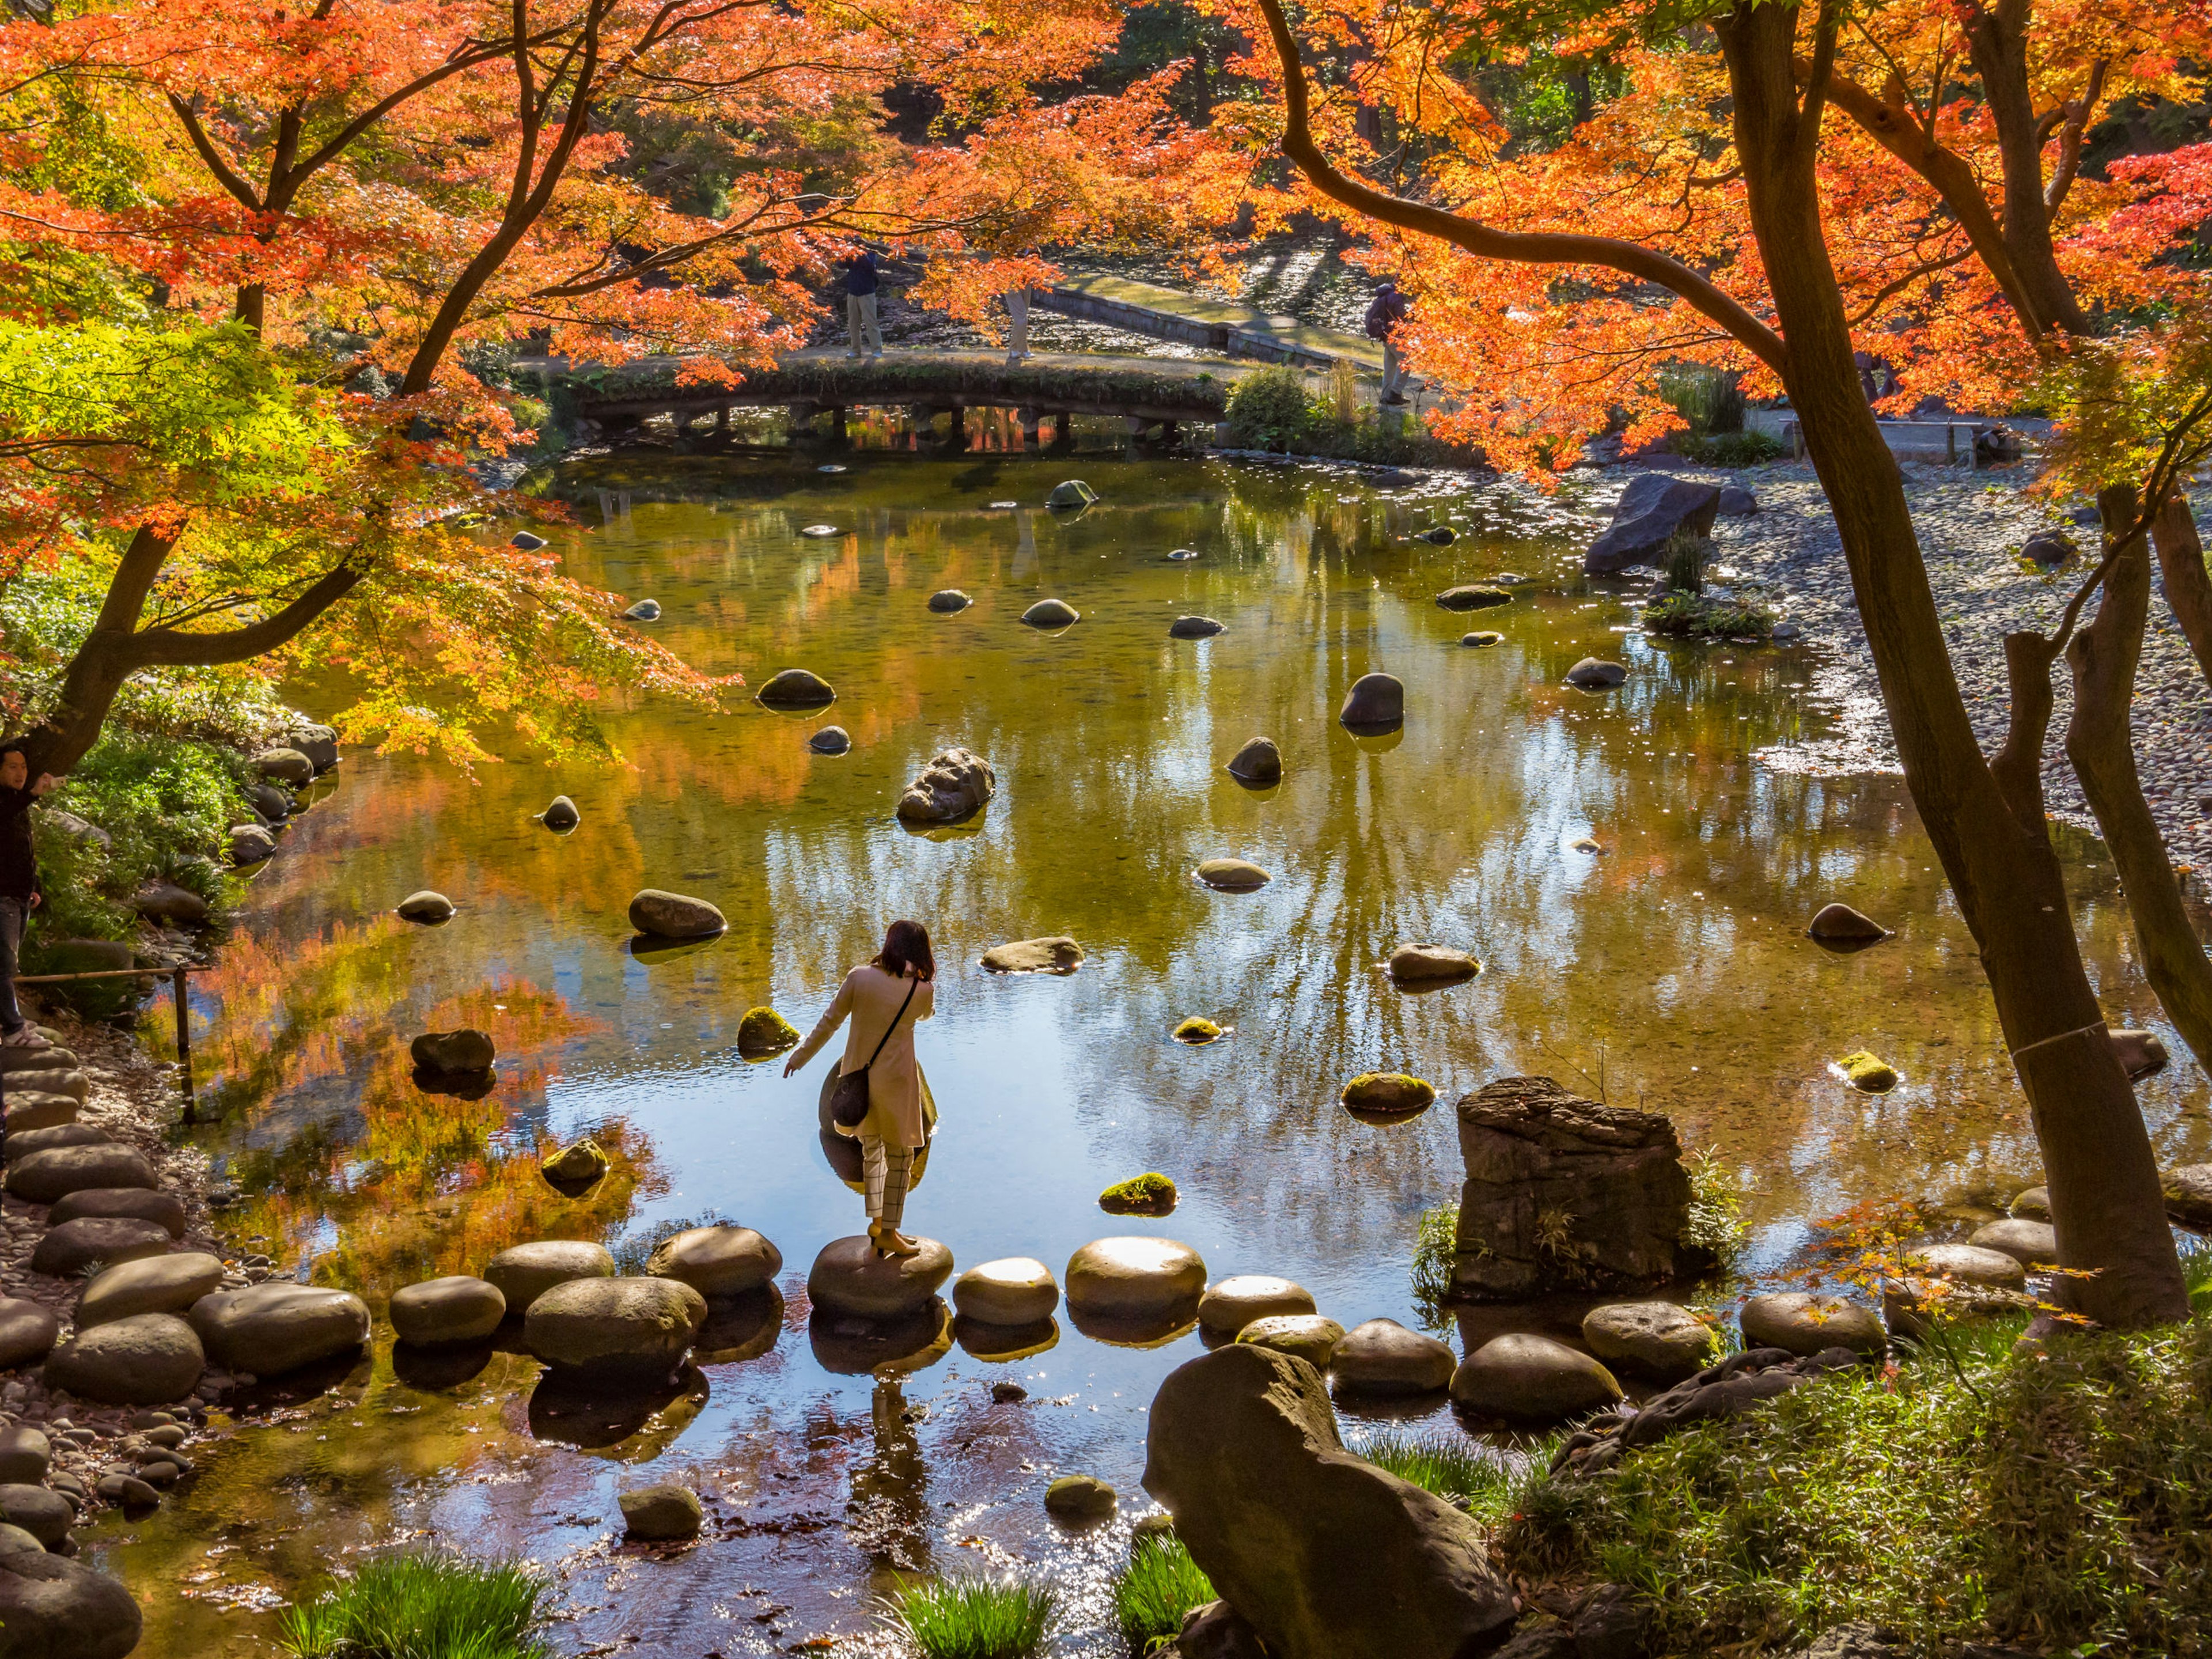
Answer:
[
  {"left": 1718, "top": 2, "right": 2187, "bottom": 1328},
  {"left": 2151, "top": 495, "right": 2212, "bottom": 684}
]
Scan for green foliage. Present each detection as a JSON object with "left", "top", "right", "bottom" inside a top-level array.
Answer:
[
  {"left": 1113, "top": 1536, "right": 1215, "bottom": 1654},
  {"left": 1642, "top": 591, "right": 1775, "bottom": 641},
  {"left": 1353, "top": 1427, "right": 1511, "bottom": 1512},
  {"left": 1410, "top": 1202, "right": 1460, "bottom": 1331},
  {"left": 1495, "top": 1317, "right": 2212, "bottom": 1656},
  {"left": 1674, "top": 430, "right": 1785, "bottom": 467},
  {"left": 1100, "top": 1172, "right": 1179, "bottom": 1214},
  {"left": 1224, "top": 364, "right": 1312, "bottom": 449},
  {"left": 1657, "top": 363, "right": 1745, "bottom": 435},
  {"left": 278, "top": 1551, "right": 554, "bottom": 1659},
  {"left": 1659, "top": 529, "right": 1707, "bottom": 594},
  {"left": 884, "top": 1574, "right": 1057, "bottom": 1659},
  {"left": 1679, "top": 1149, "right": 1749, "bottom": 1275}
]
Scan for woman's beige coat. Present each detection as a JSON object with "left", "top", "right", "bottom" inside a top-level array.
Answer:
[{"left": 790, "top": 964, "right": 935, "bottom": 1147}]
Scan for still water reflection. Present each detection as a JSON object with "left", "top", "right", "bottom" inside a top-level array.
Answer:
[{"left": 99, "top": 449, "right": 2208, "bottom": 1654}]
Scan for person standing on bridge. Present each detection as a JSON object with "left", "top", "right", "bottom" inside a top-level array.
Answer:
[
  {"left": 1366, "top": 279, "right": 1412, "bottom": 406},
  {"left": 841, "top": 251, "right": 885, "bottom": 358}
]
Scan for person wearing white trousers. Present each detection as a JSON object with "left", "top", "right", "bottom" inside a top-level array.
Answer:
[{"left": 1005, "top": 287, "right": 1030, "bottom": 362}]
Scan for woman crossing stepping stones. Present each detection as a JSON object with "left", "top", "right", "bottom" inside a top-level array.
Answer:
[{"left": 787, "top": 919, "right": 939, "bottom": 1261}]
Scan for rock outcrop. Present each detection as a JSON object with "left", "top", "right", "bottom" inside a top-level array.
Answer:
[
  {"left": 1583, "top": 476, "right": 1721, "bottom": 574},
  {"left": 895, "top": 748, "right": 996, "bottom": 824}
]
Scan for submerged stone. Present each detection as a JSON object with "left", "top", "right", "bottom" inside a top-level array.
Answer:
[
  {"left": 628, "top": 889, "right": 726, "bottom": 938},
  {"left": 1435, "top": 586, "right": 1510, "bottom": 612},
  {"left": 1195, "top": 858, "right": 1270, "bottom": 892},
  {"left": 927, "top": 589, "right": 972, "bottom": 613},
  {"left": 1021, "top": 598, "right": 1080, "bottom": 628},
  {"left": 396, "top": 890, "right": 454, "bottom": 923},
  {"left": 1169, "top": 616, "right": 1225, "bottom": 638},
  {"left": 1046, "top": 479, "right": 1099, "bottom": 509},
  {"left": 808, "top": 725, "right": 850, "bottom": 755},
  {"left": 1807, "top": 902, "right": 1885, "bottom": 941},
  {"left": 1461, "top": 631, "right": 1503, "bottom": 647}
]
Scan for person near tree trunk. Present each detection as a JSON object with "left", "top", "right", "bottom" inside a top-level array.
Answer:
[{"left": 0, "top": 744, "right": 57, "bottom": 1051}]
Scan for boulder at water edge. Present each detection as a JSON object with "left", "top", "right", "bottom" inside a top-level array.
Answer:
[
  {"left": 391, "top": 1276, "right": 507, "bottom": 1346},
  {"left": 0, "top": 1429, "right": 47, "bottom": 1487},
  {"left": 1328, "top": 1318, "right": 1455, "bottom": 1396},
  {"left": 541, "top": 1140, "right": 609, "bottom": 1186},
  {"left": 526, "top": 1276, "right": 706, "bottom": 1378},
  {"left": 0, "top": 1549, "right": 145, "bottom": 1659},
  {"left": 191, "top": 1283, "right": 371, "bottom": 1376},
  {"left": 48, "top": 1188, "right": 184, "bottom": 1236},
  {"left": 1046, "top": 479, "right": 1098, "bottom": 509},
  {"left": 1169, "top": 616, "right": 1225, "bottom": 638},
  {"left": 808, "top": 726, "right": 850, "bottom": 755},
  {"left": 1451, "top": 1333, "right": 1623, "bottom": 1422},
  {"left": 1340, "top": 1073, "right": 1435, "bottom": 1115},
  {"left": 755, "top": 668, "right": 836, "bottom": 709},
  {"left": 620, "top": 1483, "right": 703, "bottom": 1541},
  {"left": 808, "top": 1236, "right": 955, "bottom": 1318},
  {"left": 1968, "top": 1218, "right": 2058, "bottom": 1268},
  {"left": 6, "top": 1145, "right": 157, "bottom": 1205},
  {"left": 1808, "top": 902, "right": 1886, "bottom": 941},
  {"left": 1338, "top": 672, "right": 1404, "bottom": 730},
  {"left": 290, "top": 724, "right": 340, "bottom": 770},
  {"left": 1581, "top": 1301, "right": 1717, "bottom": 1382},
  {"left": 647, "top": 1225, "right": 782, "bottom": 1298},
  {"left": 1739, "top": 1292, "right": 1887, "bottom": 1358},
  {"left": 1198, "top": 1275, "right": 1316, "bottom": 1335},
  {"left": 0, "top": 1301, "right": 59, "bottom": 1372},
  {"left": 1565, "top": 658, "right": 1627, "bottom": 690},
  {"left": 1021, "top": 598, "right": 1080, "bottom": 628},
  {"left": 1195, "top": 858, "right": 1270, "bottom": 892},
  {"left": 927, "top": 589, "right": 972, "bottom": 613},
  {"left": 736, "top": 1007, "right": 801, "bottom": 1058},
  {"left": 1145, "top": 1344, "right": 1517, "bottom": 1659},
  {"left": 622, "top": 599, "right": 662, "bottom": 622},
  {"left": 895, "top": 748, "right": 995, "bottom": 824},
  {"left": 45, "top": 1314, "right": 204, "bottom": 1405},
  {"left": 1237, "top": 1315, "right": 1344, "bottom": 1370},
  {"left": 1066, "top": 1238, "right": 1206, "bottom": 1320},
  {"left": 2011, "top": 1184, "right": 2051, "bottom": 1220},
  {"left": 2111, "top": 1028, "right": 2169, "bottom": 1078},
  {"left": 411, "top": 1029, "right": 495, "bottom": 1074},
  {"left": 953, "top": 1258, "right": 1059, "bottom": 1325},
  {"left": 397, "top": 890, "right": 455, "bottom": 924},
  {"left": 249, "top": 782, "right": 293, "bottom": 821},
  {"left": 1584, "top": 475, "right": 1722, "bottom": 574},
  {"left": 228, "top": 823, "right": 276, "bottom": 865},
  {"left": 75, "top": 1253, "right": 224, "bottom": 1328},
  {"left": 1388, "top": 943, "right": 1480, "bottom": 985},
  {"left": 483, "top": 1241, "right": 616, "bottom": 1312},
  {"left": 628, "top": 889, "right": 726, "bottom": 938},
  {"left": 132, "top": 882, "right": 208, "bottom": 926},
  {"left": 1435, "top": 586, "right": 1510, "bottom": 612},
  {"left": 541, "top": 795, "right": 580, "bottom": 831},
  {"left": 1226, "top": 737, "right": 1281, "bottom": 785},
  {"left": 255, "top": 748, "right": 315, "bottom": 784},
  {"left": 980, "top": 937, "right": 1084, "bottom": 975}
]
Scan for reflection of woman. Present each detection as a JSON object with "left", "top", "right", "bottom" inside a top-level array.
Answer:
[{"left": 786, "top": 920, "right": 938, "bottom": 1258}]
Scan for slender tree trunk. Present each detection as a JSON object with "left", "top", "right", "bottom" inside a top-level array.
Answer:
[
  {"left": 2150, "top": 495, "right": 2212, "bottom": 684},
  {"left": 1718, "top": 2, "right": 2187, "bottom": 1328}
]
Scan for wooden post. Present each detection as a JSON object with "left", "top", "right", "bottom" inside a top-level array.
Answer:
[{"left": 173, "top": 965, "right": 195, "bottom": 1124}]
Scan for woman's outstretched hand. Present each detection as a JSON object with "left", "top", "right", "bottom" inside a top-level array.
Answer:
[{"left": 783, "top": 1054, "right": 803, "bottom": 1078}]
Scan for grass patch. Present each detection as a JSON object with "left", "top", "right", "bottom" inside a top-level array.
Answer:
[
  {"left": 1642, "top": 590, "right": 1775, "bottom": 641},
  {"left": 278, "top": 1551, "right": 554, "bottom": 1659},
  {"left": 1353, "top": 1426, "right": 1512, "bottom": 1513},
  {"left": 883, "top": 1574, "right": 1056, "bottom": 1659},
  {"left": 1410, "top": 1202, "right": 1459, "bottom": 1331},
  {"left": 1113, "top": 1536, "right": 1215, "bottom": 1655},
  {"left": 1495, "top": 1314, "right": 2212, "bottom": 1656},
  {"left": 1673, "top": 430, "right": 1784, "bottom": 467}
]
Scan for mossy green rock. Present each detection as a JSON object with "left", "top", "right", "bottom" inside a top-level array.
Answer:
[
  {"left": 1435, "top": 586, "right": 1511, "bottom": 612},
  {"left": 1100, "top": 1173, "right": 1178, "bottom": 1215},
  {"left": 1838, "top": 1050, "right": 1897, "bottom": 1092},
  {"left": 541, "top": 1139, "right": 610, "bottom": 1184},
  {"left": 1340, "top": 1073, "right": 1437, "bottom": 1115},
  {"left": 1173, "top": 1017, "right": 1222, "bottom": 1043},
  {"left": 736, "top": 1006, "right": 801, "bottom": 1058}
]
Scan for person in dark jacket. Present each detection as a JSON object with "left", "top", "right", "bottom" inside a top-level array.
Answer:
[
  {"left": 1365, "top": 279, "right": 1412, "bottom": 404},
  {"left": 0, "top": 743, "right": 56, "bottom": 1050},
  {"left": 840, "top": 251, "right": 885, "bottom": 358}
]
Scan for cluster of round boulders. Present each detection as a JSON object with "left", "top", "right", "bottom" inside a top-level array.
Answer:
[
  {"left": 1225, "top": 736, "right": 1281, "bottom": 785},
  {"left": 647, "top": 1225, "right": 782, "bottom": 1298},
  {"left": 1967, "top": 1217, "right": 2057, "bottom": 1267},
  {"left": 192, "top": 1283, "right": 370, "bottom": 1374},
  {"left": 50, "top": 1188, "right": 183, "bottom": 1234},
  {"left": 1740, "top": 1292, "right": 1886, "bottom": 1357},
  {"left": 1339, "top": 672, "right": 1404, "bottom": 729},
  {"left": 620, "top": 1483, "right": 703, "bottom": 1541},
  {"left": 1387, "top": 943, "right": 1479, "bottom": 985},
  {"left": 980, "top": 937, "right": 1085, "bottom": 975},
  {"left": 1022, "top": 598, "right": 1080, "bottom": 629},
  {"left": 6, "top": 1145, "right": 157, "bottom": 1206},
  {"left": 927, "top": 589, "right": 972, "bottom": 613},
  {"left": 1435, "top": 585, "right": 1510, "bottom": 612},
  {"left": 1807, "top": 902, "right": 1885, "bottom": 942},
  {"left": 1195, "top": 858, "right": 1270, "bottom": 892},
  {"left": 808, "top": 1236, "right": 954, "bottom": 1318},
  {"left": 1329, "top": 1318, "right": 1455, "bottom": 1396},
  {"left": 483, "top": 1240, "right": 616, "bottom": 1313},
  {"left": 1565, "top": 658, "right": 1627, "bottom": 690},
  {"left": 1066, "top": 1238, "right": 1207, "bottom": 1319},
  {"left": 397, "top": 890, "right": 455, "bottom": 923},
  {"left": 1339, "top": 1073, "right": 1435, "bottom": 1115},
  {"left": 1237, "top": 1315, "right": 1343, "bottom": 1370},
  {"left": 756, "top": 668, "right": 836, "bottom": 709},
  {"left": 808, "top": 726, "right": 851, "bottom": 755},
  {"left": 735, "top": 1006, "right": 801, "bottom": 1059},
  {"left": 1451, "top": 1334, "right": 1623, "bottom": 1422},
  {"left": 391, "top": 1276, "right": 507, "bottom": 1346},
  {"left": 541, "top": 794, "right": 581, "bottom": 831},
  {"left": 411, "top": 1028, "right": 495, "bottom": 1075},
  {"left": 44, "top": 1316, "right": 204, "bottom": 1406},
  {"left": 541, "top": 1139, "right": 610, "bottom": 1186},
  {"left": 526, "top": 1277, "right": 706, "bottom": 1378},
  {"left": 1198, "top": 1275, "right": 1314, "bottom": 1335},
  {"left": 75, "top": 1253, "right": 224, "bottom": 1329},
  {"left": 953, "top": 1258, "right": 1060, "bottom": 1325},
  {"left": 1581, "top": 1301, "right": 1717, "bottom": 1382},
  {"left": 1169, "top": 616, "right": 1224, "bottom": 639},
  {"left": 628, "top": 889, "right": 726, "bottom": 940}
]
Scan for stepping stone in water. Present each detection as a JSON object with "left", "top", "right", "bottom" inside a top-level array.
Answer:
[
  {"left": 927, "top": 590, "right": 971, "bottom": 612},
  {"left": 526, "top": 1277, "right": 706, "bottom": 1379},
  {"left": 1021, "top": 598, "right": 1079, "bottom": 628},
  {"left": 1581, "top": 1301, "right": 1717, "bottom": 1382},
  {"left": 1339, "top": 672, "right": 1404, "bottom": 729},
  {"left": 755, "top": 668, "right": 835, "bottom": 708},
  {"left": 1565, "top": 658, "right": 1627, "bottom": 689},
  {"left": 191, "top": 1283, "right": 370, "bottom": 1376},
  {"left": 391, "top": 1276, "right": 507, "bottom": 1347},
  {"left": 1237, "top": 1314, "right": 1343, "bottom": 1370},
  {"left": 483, "top": 1241, "right": 616, "bottom": 1313},
  {"left": 1387, "top": 943, "right": 1480, "bottom": 984},
  {"left": 1340, "top": 1073, "right": 1436, "bottom": 1116},
  {"left": 647, "top": 1225, "right": 783, "bottom": 1298},
  {"left": 953, "top": 1258, "right": 1060, "bottom": 1325},
  {"left": 1329, "top": 1317, "right": 1455, "bottom": 1396},
  {"left": 1195, "top": 858, "right": 1270, "bottom": 892},
  {"left": 628, "top": 889, "right": 726, "bottom": 940},
  {"left": 1198, "top": 1275, "right": 1315, "bottom": 1335},
  {"left": 1225, "top": 737, "right": 1281, "bottom": 785},
  {"left": 808, "top": 726, "right": 850, "bottom": 755},
  {"left": 1807, "top": 902, "right": 1885, "bottom": 942},
  {"left": 1169, "top": 616, "right": 1224, "bottom": 638},
  {"left": 980, "top": 937, "right": 1084, "bottom": 975},
  {"left": 43, "top": 1314, "right": 204, "bottom": 1407},
  {"left": 1065, "top": 1238, "right": 1207, "bottom": 1319},
  {"left": 1450, "top": 1334, "right": 1622, "bottom": 1422},
  {"left": 807, "top": 1236, "right": 955, "bottom": 1319}
]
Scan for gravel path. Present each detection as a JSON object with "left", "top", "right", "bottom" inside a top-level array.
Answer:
[{"left": 1597, "top": 458, "right": 2212, "bottom": 871}]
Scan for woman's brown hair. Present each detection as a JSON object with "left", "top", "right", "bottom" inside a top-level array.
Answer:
[{"left": 874, "top": 919, "right": 935, "bottom": 982}]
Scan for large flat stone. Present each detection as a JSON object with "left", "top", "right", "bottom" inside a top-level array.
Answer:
[
  {"left": 44, "top": 1314, "right": 203, "bottom": 1405},
  {"left": 646, "top": 1225, "right": 782, "bottom": 1298},
  {"left": 808, "top": 1236, "right": 953, "bottom": 1318},
  {"left": 48, "top": 1187, "right": 186, "bottom": 1237},
  {"left": 526, "top": 1276, "right": 706, "bottom": 1378},
  {"left": 189, "top": 1282, "right": 370, "bottom": 1376},
  {"left": 482, "top": 1241, "right": 616, "bottom": 1312},
  {"left": 1328, "top": 1318, "right": 1455, "bottom": 1396},
  {"left": 76, "top": 1252, "right": 224, "bottom": 1328},
  {"left": 1450, "top": 1334, "right": 1623, "bottom": 1422},
  {"left": 1066, "top": 1237, "right": 1207, "bottom": 1319},
  {"left": 5, "top": 1145, "right": 157, "bottom": 1205},
  {"left": 390, "top": 1276, "right": 507, "bottom": 1346},
  {"left": 953, "top": 1258, "right": 1060, "bottom": 1325},
  {"left": 29, "top": 1217, "right": 170, "bottom": 1279}
]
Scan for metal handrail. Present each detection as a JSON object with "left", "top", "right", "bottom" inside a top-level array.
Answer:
[{"left": 5, "top": 964, "right": 209, "bottom": 1119}]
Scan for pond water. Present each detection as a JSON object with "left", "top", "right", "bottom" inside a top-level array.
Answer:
[{"left": 92, "top": 446, "right": 2209, "bottom": 1655}]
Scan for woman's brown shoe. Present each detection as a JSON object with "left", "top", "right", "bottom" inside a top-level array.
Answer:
[{"left": 877, "top": 1230, "right": 922, "bottom": 1258}]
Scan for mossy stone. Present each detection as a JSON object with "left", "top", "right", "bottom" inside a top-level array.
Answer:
[
  {"left": 1838, "top": 1050, "right": 1897, "bottom": 1092},
  {"left": 1339, "top": 1073, "right": 1437, "bottom": 1115},
  {"left": 737, "top": 1006, "right": 801, "bottom": 1059},
  {"left": 1173, "top": 1017, "right": 1221, "bottom": 1044},
  {"left": 1100, "top": 1173, "right": 1178, "bottom": 1215}
]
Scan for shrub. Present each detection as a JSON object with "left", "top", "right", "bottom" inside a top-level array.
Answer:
[
  {"left": 1642, "top": 591, "right": 1776, "bottom": 641},
  {"left": 1675, "top": 430, "right": 1785, "bottom": 467},
  {"left": 1224, "top": 364, "right": 1312, "bottom": 450},
  {"left": 1658, "top": 529, "right": 1707, "bottom": 594},
  {"left": 1113, "top": 1536, "right": 1215, "bottom": 1655},
  {"left": 1353, "top": 1427, "right": 1512, "bottom": 1513},
  {"left": 1657, "top": 364, "right": 1745, "bottom": 435},
  {"left": 884, "top": 1574, "right": 1056, "bottom": 1659},
  {"left": 1680, "top": 1149, "right": 1749, "bottom": 1275},
  {"left": 1410, "top": 1203, "right": 1459, "bottom": 1330},
  {"left": 278, "top": 1551, "right": 554, "bottom": 1659}
]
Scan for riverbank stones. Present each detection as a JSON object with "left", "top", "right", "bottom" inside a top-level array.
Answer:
[
  {"left": 191, "top": 1283, "right": 371, "bottom": 1375},
  {"left": 410, "top": 1029, "right": 495, "bottom": 1074},
  {"left": 397, "top": 891, "right": 455, "bottom": 923},
  {"left": 1198, "top": 1276, "right": 1315, "bottom": 1335},
  {"left": 1807, "top": 902, "right": 1885, "bottom": 941},
  {"left": 483, "top": 1241, "right": 616, "bottom": 1312},
  {"left": 809, "top": 726, "right": 851, "bottom": 755},
  {"left": 229, "top": 823, "right": 276, "bottom": 864},
  {"left": 0, "top": 1429, "right": 46, "bottom": 1486},
  {"left": 1, "top": 1094, "right": 77, "bottom": 1133},
  {"left": 44, "top": 1315, "right": 204, "bottom": 1405},
  {"left": 628, "top": 889, "right": 726, "bottom": 938},
  {"left": 1340, "top": 1073, "right": 1436, "bottom": 1115},
  {"left": 1837, "top": 1050, "right": 1897, "bottom": 1092},
  {"left": 1339, "top": 672, "right": 1404, "bottom": 729},
  {"left": 954, "top": 1258, "right": 1060, "bottom": 1325},
  {"left": 1581, "top": 1301, "right": 1717, "bottom": 1382},
  {"left": 1226, "top": 737, "right": 1281, "bottom": 785},
  {"left": 1739, "top": 1292, "right": 1887, "bottom": 1358},
  {"left": 134, "top": 882, "right": 207, "bottom": 926},
  {"left": 0, "top": 1486, "right": 70, "bottom": 1547},
  {"left": 391, "top": 1276, "right": 507, "bottom": 1346},
  {"left": 620, "top": 1483, "right": 703, "bottom": 1541},
  {"left": 1169, "top": 616, "right": 1225, "bottom": 638},
  {"left": 896, "top": 748, "right": 996, "bottom": 823},
  {"left": 1388, "top": 943, "right": 1479, "bottom": 985},
  {"left": 1066, "top": 1238, "right": 1207, "bottom": 1319},
  {"left": 1045, "top": 1474, "right": 1116, "bottom": 1521},
  {"left": 0, "top": 1302, "right": 58, "bottom": 1372},
  {"left": 1237, "top": 1315, "right": 1343, "bottom": 1370},
  {"left": 756, "top": 668, "right": 836, "bottom": 709},
  {"left": 927, "top": 590, "right": 972, "bottom": 613},
  {"left": 1021, "top": 598, "right": 1080, "bottom": 628},
  {"left": 808, "top": 1236, "right": 955, "bottom": 1318},
  {"left": 1329, "top": 1318, "right": 1456, "bottom": 1395},
  {"left": 735, "top": 1006, "right": 800, "bottom": 1059},
  {"left": 1436, "top": 586, "right": 1510, "bottom": 611},
  {"left": 1904, "top": 1243, "right": 2028, "bottom": 1291},
  {"left": 6, "top": 1145, "right": 157, "bottom": 1205},
  {"left": 256, "top": 747, "right": 314, "bottom": 784},
  {"left": 541, "top": 794, "right": 580, "bottom": 831},
  {"left": 1967, "top": 1218, "right": 2058, "bottom": 1267},
  {"left": 1450, "top": 1334, "right": 1623, "bottom": 1422},
  {"left": 76, "top": 1253, "right": 224, "bottom": 1329},
  {"left": 980, "top": 937, "right": 1084, "bottom": 974},
  {"left": 1565, "top": 658, "right": 1627, "bottom": 690},
  {"left": 0, "top": 1550, "right": 144, "bottom": 1659},
  {"left": 1195, "top": 858, "right": 1270, "bottom": 891},
  {"left": 527, "top": 1277, "right": 706, "bottom": 1378},
  {"left": 5, "top": 1123, "right": 109, "bottom": 1162},
  {"left": 48, "top": 1188, "right": 185, "bottom": 1236},
  {"left": 2010, "top": 1184, "right": 2051, "bottom": 1220},
  {"left": 647, "top": 1225, "right": 782, "bottom": 1298}
]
